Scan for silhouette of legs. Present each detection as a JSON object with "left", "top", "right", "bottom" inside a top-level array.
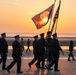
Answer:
[
  {"left": 0, "top": 53, "right": 7, "bottom": 70},
  {"left": 26, "top": 46, "right": 31, "bottom": 53}
]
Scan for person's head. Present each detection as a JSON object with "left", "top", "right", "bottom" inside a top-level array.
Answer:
[
  {"left": 52, "top": 33, "right": 57, "bottom": 39},
  {"left": 47, "top": 31, "right": 52, "bottom": 37},
  {"left": 1, "top": 32, "right": 6, "bottom": 38},
  {"left": 70, "top": 40, "right": 73, "bottom": 45},
  {"left": 40, "top": 33, "right": 44, "bottom": 38},
  {"left": 28, "top": 39, "right": 30, "bottom": 41},
  {"left": 21, "top": 38, "right": 23, "bottom": 40},
  {"left": 14, "top": 35, "right": 20, "bottom": 41},
  {"left": 34, "top": 35, "right": 38, "bottom": 40}
]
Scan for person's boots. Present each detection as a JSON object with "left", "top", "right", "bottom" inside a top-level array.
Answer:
[
  {"left": 68, "top": 56, "right": 71, "bottom": 61},
  {"left": 2, "top": 65, "right": 6, "bottom": 70},
  {"left": 73, "top": 57, "right": 75, "bottom": 61}
]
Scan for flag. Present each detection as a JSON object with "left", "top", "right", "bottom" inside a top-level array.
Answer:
[
  {"left": 51, "top": 0, "right": 61, "bottom": 33},
  {"left": 32, "top": 3, "right": 54, "bottom": 29},
  {"left": 53, "top": 0, "right": 61, "bottom": 23}
]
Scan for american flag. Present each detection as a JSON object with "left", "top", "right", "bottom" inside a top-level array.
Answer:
[
  {"left": 51, "top": 0, "right": 61, "bottom": 33},
  {"left": 53, "top": 0, "right": 61, "bottom": 23}
]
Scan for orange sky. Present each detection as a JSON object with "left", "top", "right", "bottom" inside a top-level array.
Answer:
[{"left": 0, "top": 0, "right": 76, "bottom": 34}]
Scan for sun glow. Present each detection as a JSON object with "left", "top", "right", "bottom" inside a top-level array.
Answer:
[
  {"left": 43, "top": 18, "right": 48, "bottom": 22},
  {"left": 0, "top": 0, "right": 76, "bottom": 33}
]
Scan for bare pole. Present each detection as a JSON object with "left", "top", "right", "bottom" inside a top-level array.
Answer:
[
  {"left": 55, "top": 19, "right": 58, "bottom": 33},
  {"left": 50, "top": 21, "right": 56, "bottom": 33},
  {"left": 48, "top": 0, "right": 56, "bottom": 31}
]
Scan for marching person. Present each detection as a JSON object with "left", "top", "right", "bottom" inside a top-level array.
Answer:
[
  {"left": 28, "top": 35, "right": 39, "bottom": 68},
  {"left": 6, "top": 35, "right": 23, "bottom": 73},
  {"left": 0, "top": 33, "right": 8, "bottom": 70},
  {"left": 36, "top": 33, "right": 45, "bottom": 69},
  {"left": 44, "top": 31, "right": 53, "bottom": 69},
  {"left": 47, "top": 33, "right": 64, "bottom": 71}
]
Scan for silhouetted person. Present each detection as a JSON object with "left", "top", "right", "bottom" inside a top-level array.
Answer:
[
  {"left": 28, "top": 35, "right": 39, "bottom": 68},
  {"left": 36, "top": 33, "right": 45, "bottom": 69},
  {"left": 47, "top": 33, "right": 64, "bottom": 71},
  {"left": 6, "top": 35, "right": 23, "bottom": 74},
  {"left": 20, "top": 38, "right": 24, "bottom": 52},
  {"left": 44, "top": 31, "right": 53, "bottom": 68},
  {"left": 26, "top": 39, "right": 31, "bottom": 53},
  {"left": 68, "top": 40, "right": 75, "bottom": 61},
  {"left": 0, "top": 33, "right": 8, "bottom": 70}
]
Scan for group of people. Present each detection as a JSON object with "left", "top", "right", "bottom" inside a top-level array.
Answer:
[
  {"left": 0, "top": 33, "right": 23, "bottom": 73},
  {"left": 28, "top": 31, "right": 64, "bottom": 72},
  {"left": 20, "top": 38, "right": 31, "bottom": 53},
  {"left": 0, "top": 32, "right": 75, "bottom": 74}
]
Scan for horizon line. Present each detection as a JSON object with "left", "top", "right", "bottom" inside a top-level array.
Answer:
[{"left": 0, "top": 32, "right": 76, "bottom": 35}]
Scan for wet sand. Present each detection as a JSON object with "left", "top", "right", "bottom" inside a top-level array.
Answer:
[{"left": 0, "top": 59, "right": 76, "bottom": 75}]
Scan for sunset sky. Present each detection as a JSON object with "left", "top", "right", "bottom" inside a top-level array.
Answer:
[{"left": 0, "top": 0, "right": 76, "bottom": 35}]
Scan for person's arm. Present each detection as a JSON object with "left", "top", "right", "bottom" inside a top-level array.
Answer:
[{"left": 56, "top": 40, "right": 64, "bottom": 55}]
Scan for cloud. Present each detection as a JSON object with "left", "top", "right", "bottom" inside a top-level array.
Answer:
[{"left": 7, "top": 1, "right": 24, "bottom": 6}]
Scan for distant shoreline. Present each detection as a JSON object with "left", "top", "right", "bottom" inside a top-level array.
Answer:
[
  {"left": 1, "top": 36, "right": 76, "bottom": 49},
  {"left": 6, "top": 38, "right": 76, "bottom": 46},
  {"left": 8, "top": 46, "right": 76, "bottom": 51}
]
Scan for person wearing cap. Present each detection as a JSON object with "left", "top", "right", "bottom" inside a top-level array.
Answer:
[
  {"left": 6, "top": 35, "right": 23, "bottom": 73},
  {"left": 36, "top": 33, "right": 46, "bottom": 69},
  {"left": 44, "top": 31, "right": 53, "bottom": 69},
  {"left": 0, "top": 33, "right": 8, "bottom": 70},
  {"left": 28, "top": 35, "right": 39, "bottom": 68},
  {"left": 47, "top": 33, "right": 64, "bottom": 71}
]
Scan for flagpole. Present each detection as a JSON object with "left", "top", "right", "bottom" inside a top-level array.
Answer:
[
  {"left": 48, "top": 0, "right": 56, "bottom": 31},
  {"left": 51, "top": 21, "right": 56, "bottom": 33},
  {"left": 55, "top": 19, "right": 58, "bottom": 33}
]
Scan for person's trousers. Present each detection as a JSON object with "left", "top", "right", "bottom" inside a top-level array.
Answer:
[
  {"left": 7, "top": 57, "right": 21, "bottom": 72},
  {"left": 36, "top": 54, "right": 45, "bottom": 68},
  {"left": 29, "top": 55, "right": 38, "bottom": 65},
  {"left": 68, "top": 52, "right": 74, "bottom": 60},
  {"left": 0, "top": 53, "right": 7, "bottom": 69},
  {"left": 49, "top": 55, "right": 59, "bottom": 70}
]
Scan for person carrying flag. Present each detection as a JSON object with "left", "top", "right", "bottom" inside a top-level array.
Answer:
[{"left": 47, "top": 33, "right": 64, "bottom": 71}]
